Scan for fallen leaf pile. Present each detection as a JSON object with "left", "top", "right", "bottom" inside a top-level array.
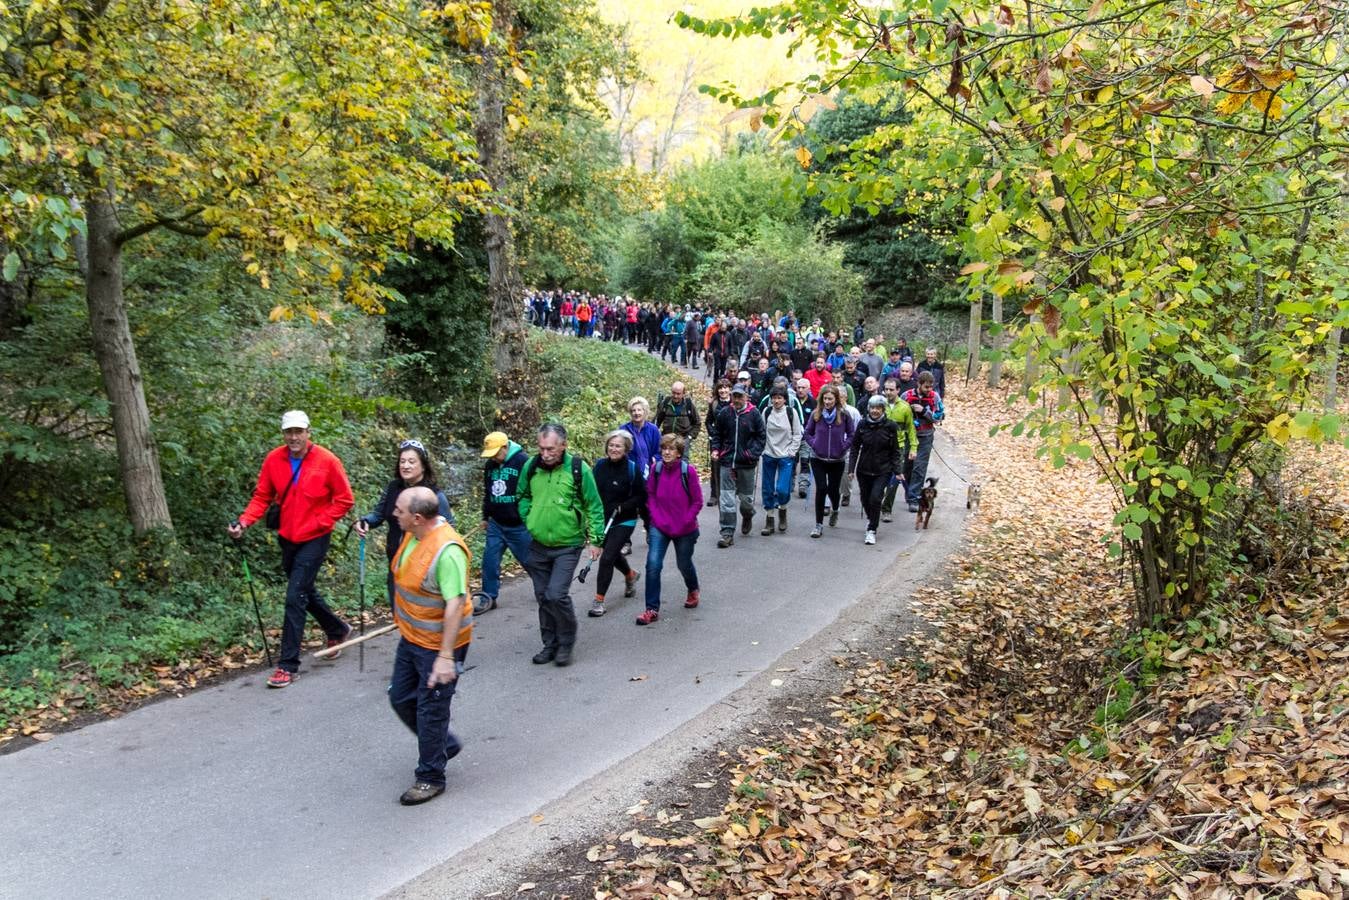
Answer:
[{"left": 589, "top": 380, "right": 1349, "bottom": 898}]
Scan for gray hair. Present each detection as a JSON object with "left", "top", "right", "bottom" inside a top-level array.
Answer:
[
  {"left": 537, "top": 422, "right": 568, "bottom": 443},
  {"left": 605, "top": 429, "right": 633, "bottom": 452}
]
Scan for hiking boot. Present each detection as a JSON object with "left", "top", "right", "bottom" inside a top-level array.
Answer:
[
  {"left": 797, "top": 484, "right": 808, "bottom": 499},
  {"left": 761, "top": 514, "right": 776, "bottom": 536},
  {"left": 684, "top": 589, "right": 700, "bottom": 608},
  {"left": 399, "top": 781, "right": 445, "bottom": 806},
  {"left": 587, "top": 598, "right": 606, "bottom": 617},
  {"left": 554, "top": 646, "right": 573, "bottom": 667},
  {"left": 717, "top": 533, "right": 734, "bottom": 548},
  {"left": 472, "top": 592, "right": 497, "bottom": 615},
  {"left": 636, "top": 609, "right": 659, "bottom": 625},
  {"left": 266, "top": 668, "right": 293, "bottom": 689},
  {"left": 841, "top": 495, "right": 850, "bottom": 507},
  {"left": 908, "top": 501, "right": 920, "bottom": 513},
  {"left": 623, "top": 571, "right": 640, "bottom": 598},
  {"left": 811, "top": 524, "right": 823, "bottom": 538},
  {"left": 325, "top": 624, "right": 353, "bottom": 660},
  {"left": 882, "top": 511, "right": 893, "bottom": 524},
  {"left": 864, "top": 530, "right": 876, "bottom": 545},
  {"left": 531, "top": 648, "right": 556, "bottom": 665},
  {"left": 705, "top": 497, "right": 716, "bottom": 507},
  {"left": 829, "top": 509, "right": 839, "bottom": 527},
  {"left": 741, "top": 512, "right": 753, "bottom": 535},
  {"left": 777, "top": 507, "right": 787, "bottom": 533},
  {"left": 621, "top": 541, "right": 632, "bottom": 557}
]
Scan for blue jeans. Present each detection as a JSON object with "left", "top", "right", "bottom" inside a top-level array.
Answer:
[
  {"left": 277, "top": 533, "right": 346, "bottom": 673},
  {"left": 644, "top": 528, "right": 699, "bottom": 611},
  {"left": 480, "top": 520, "right": 532, "bottom": 601},
  {"left": 760, "top": 455, "right": 795, "bottom": 511},
  {"left": 388, "top": 638, "right": 464, "bottom": 786},
  {"left": 906, "top": 432, "right": 935, "bottom": 504}
]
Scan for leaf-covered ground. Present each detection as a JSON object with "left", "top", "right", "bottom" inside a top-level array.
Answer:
[{"left": 580, "top": 380, "right": 1349, "bottom": 899}]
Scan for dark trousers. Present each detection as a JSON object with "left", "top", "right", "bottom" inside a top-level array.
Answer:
[
  {"left": 388, "top": 638, "right": 463, "bottom": 787},
  {"left": 708, "top": 452, "right": 721, "bottom": 501},
  {"left": 712, "top": 355, "right": 728, "bottom": 383},
  {"left": 857, "top": 472, "right": 888, "bottom": 531},
  {"left": 810, "top": 459, "right": 845, "bottom": 524},
  {"left": 525, "top": 543, "right": 582, "bottom": 652},
  {"left": 277, "top": 532, "right": 346, "bottom": 673},
  {"left": 595, "top": 523, "right": 635, "bottom": 596},
  {"left": 906, "top": 432, "right": 936, "bottom": 503}
]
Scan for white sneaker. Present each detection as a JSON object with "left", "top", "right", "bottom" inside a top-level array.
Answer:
[{"left": 864, "top": 530, "right": 876, "bottom": 545}]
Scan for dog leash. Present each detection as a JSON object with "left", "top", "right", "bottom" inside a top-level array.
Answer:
[{"left": 930, "top": 441, "right": 971, "bottom": 485}]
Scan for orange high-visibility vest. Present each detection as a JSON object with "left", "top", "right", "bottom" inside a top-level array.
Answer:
[{"left": 391, "top": 521, "right": 473, "bottom": 652}]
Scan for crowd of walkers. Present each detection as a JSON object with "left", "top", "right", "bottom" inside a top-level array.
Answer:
[{"left": 224, "top": 292, "right": 948, "bottom": 807}]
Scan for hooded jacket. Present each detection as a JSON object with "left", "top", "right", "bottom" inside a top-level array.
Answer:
[
  {"left": 518, "top": 451, "right": 605, "bottom": 548},
  {"left": 482, "top": 441, "right": 529, "bottom": 527},
  {"left": 646, "top": 460, "right": 703, "bottom": 538},
  {"left": 901, "top": 387, "right": 946, "bottom": 436},
  {"left": 849, "top": 414, "right": 903, "bottom": 478},
  {"left": 710, "top": 402, "right": 766, "bottom": 470},
  {"left": 762, "top": 402, "right": 803, "bottom": 460}
]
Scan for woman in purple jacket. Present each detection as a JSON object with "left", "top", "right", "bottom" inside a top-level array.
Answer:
[
  {"left": 804, "top": 384, "right": 855, "bottom": 537},
  {"left": 636, "top": 434, "right": 704, "bottom": 625}
]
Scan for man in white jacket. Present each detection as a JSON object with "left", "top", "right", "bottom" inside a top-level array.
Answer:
[{"left": 759, "top": 387, "right": 804, "bottom": 535}]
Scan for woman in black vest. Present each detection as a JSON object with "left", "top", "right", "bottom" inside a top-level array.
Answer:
[
  {"left": 587, "top": 430, "right": 648, "bottom": 617},
  {"left": 355, "top": 440, "right": 454, "bottom": 607}
]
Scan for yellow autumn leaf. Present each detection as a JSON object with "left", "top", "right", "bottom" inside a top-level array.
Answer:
[
  {"left": 283, "top": 233, "right": 298, "bottom": 253},
  {"left": 959, "top": 261, "right": 989, "bottom": 275},
  {"left": 1215, "top": 91, "right": 1247, "bottom": 115},
  {"left": 795, "top": 145, "right": 812, "bottom": 169},
  {"left": 1251, "top": 91, "right": 1283, "bottom": 118},
  {"left": 268, "top": 304, "right": 288, "bottom": 322},
  {"left": 1189, "top": 74, "right": 1215, "bottom": 98}
]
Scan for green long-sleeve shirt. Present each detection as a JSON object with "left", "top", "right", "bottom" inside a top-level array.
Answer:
[
  {"left": 886, "top": 400, "right": 919, "bottom": 455},
  {"left": 517, "top": 452, "right": 606, "bottom": 548}
]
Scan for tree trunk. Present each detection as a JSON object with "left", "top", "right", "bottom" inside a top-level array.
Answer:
[
  {"left": 474, "top": 0, "right": 535, "bottom": 433},
  {"left": 986, "top": 294, "right": 1003, "bottom": 388},
  {"left": 1326, "top": 326, "right": 1342, "bottom": 411},
  {"left": 964, "top": 296, "right": 982, "bottom": 383},
  {"left": 1021, "top": 315, "right": 1039, "bottom": 397},
  {"left": 85, "top": 192, "right": 173, "bottom": 534}
]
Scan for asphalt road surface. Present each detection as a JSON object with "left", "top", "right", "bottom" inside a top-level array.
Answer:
[{"left": 1, "top": 360, "right": 962, "bottom": 900}]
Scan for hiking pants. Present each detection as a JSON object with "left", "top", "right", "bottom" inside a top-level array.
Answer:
[
  {"left": 277, "top": 532, "right": 346, "bottom": 674},
  {"left": 481, "top": 520, "right": 533, "bottom": 601},
  {"left": 810, "top": 459, "right": 845, "bottom": 524},
  {"left": 718, "top": 463, "right": 757, "bottom": 535},
  {"left": 525, "top": 543, "right": 582, "bottom": 652},
  {"left": 857, "top": 472, "right": 887, "bottom": 532},
  {"left": 595, "top": 523, "right": 635, "bottom": 597}
]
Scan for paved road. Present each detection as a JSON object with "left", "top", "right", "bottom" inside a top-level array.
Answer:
[{"left": 0, "top": 355, "right": 953, "bottom": 900}]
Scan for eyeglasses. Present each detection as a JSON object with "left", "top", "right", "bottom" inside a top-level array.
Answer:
[{"left": 399, "top": 439, "right": 426, "bottom": 453}]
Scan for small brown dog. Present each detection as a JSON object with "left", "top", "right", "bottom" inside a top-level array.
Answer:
[
  {"left": 966, "top": 483, "right": 982, "bottom": 511},
  {"left": 916, "top": 477, "right": 938, "bottom": 530}
]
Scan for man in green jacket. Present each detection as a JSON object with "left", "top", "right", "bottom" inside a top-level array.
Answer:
[
  {"left": 518, "top": 422, "right": 605, "bottom": 667},
  {"left": 881, "top": 377, "right": 920, "bottom": 523}
]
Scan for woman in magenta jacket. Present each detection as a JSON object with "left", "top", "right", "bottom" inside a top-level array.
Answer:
[{"left": 636, "top": 433, "right": 704, "bottom": 625}]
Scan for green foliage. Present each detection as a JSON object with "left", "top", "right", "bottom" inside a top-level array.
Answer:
[
  {"left": 679, "top": 0, "right": 1349, "bottom": 624},
  {"left": 801, "top": 90, "right": 962, "bottom": 309},
  {"left": 610, "top": 150, "right": 804, "bottom": 303},
  {"left": 696, "top": 220, "right": 863, "bottom": 327}
]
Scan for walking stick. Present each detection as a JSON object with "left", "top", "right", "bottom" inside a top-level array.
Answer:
[
  {"left": 235, "top": 541, "right": 274, "bottom": 668},
  {"left": 357, "top": 534, "right": 367, "bottom": 673}
]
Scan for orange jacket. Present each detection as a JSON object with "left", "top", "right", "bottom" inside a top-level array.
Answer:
[{"left": 240, "top": 443, "right": 354, "bottom": 543}]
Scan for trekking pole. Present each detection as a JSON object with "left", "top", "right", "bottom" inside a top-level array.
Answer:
[
  {"left": 357, "top": 533, "right": 367, "bottom": 673},
  {"left": 576, "top": 512, "right": 615, "bottom": 584},
  {"left": 234, "top": 539, "right": 274, "bottom": 668}
]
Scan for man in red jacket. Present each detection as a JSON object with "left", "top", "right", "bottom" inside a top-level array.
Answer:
[{"left": 228, "top": 410, "right": 356, "bottom": 688}]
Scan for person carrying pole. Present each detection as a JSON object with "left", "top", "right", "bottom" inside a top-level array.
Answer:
[
  {"left": 387, "top": 486, "right": 472, "bottom": 806},
  {"left": 228, "top": 410, "right": 354, "bottom": 689}
]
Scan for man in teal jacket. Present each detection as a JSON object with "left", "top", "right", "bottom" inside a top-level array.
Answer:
[{"left": 518, "top": 422, "right": 605, "bottom": 667}]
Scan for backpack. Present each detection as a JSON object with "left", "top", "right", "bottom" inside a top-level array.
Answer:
[
  {"left": 521, "top": 453, "right": 586, "bottom": 530},
  {"left": 652, "top": 459, "right": 693, "bottom": 503}
]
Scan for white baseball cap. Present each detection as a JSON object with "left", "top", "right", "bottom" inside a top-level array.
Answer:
[{"left": 280, "top": 410, "right": 310, "bottom": 430}]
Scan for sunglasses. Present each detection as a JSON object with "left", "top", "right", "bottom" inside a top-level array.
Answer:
[{"left": 399, "top": 439, "right": 426, "bottom": 453}]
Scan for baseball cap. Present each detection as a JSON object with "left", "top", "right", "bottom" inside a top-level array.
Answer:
[
  {"left": 737, "top": 370, "right": 751, "bottom": 380},
  {"left": 731, "top": 384, "right": 749, "bottom": 396},
  {"left": 280, "top": 410, "right": 310, "bottom": 430},
  {"left": 481, "top": 431, "right": 509, "bottom": 458}
]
